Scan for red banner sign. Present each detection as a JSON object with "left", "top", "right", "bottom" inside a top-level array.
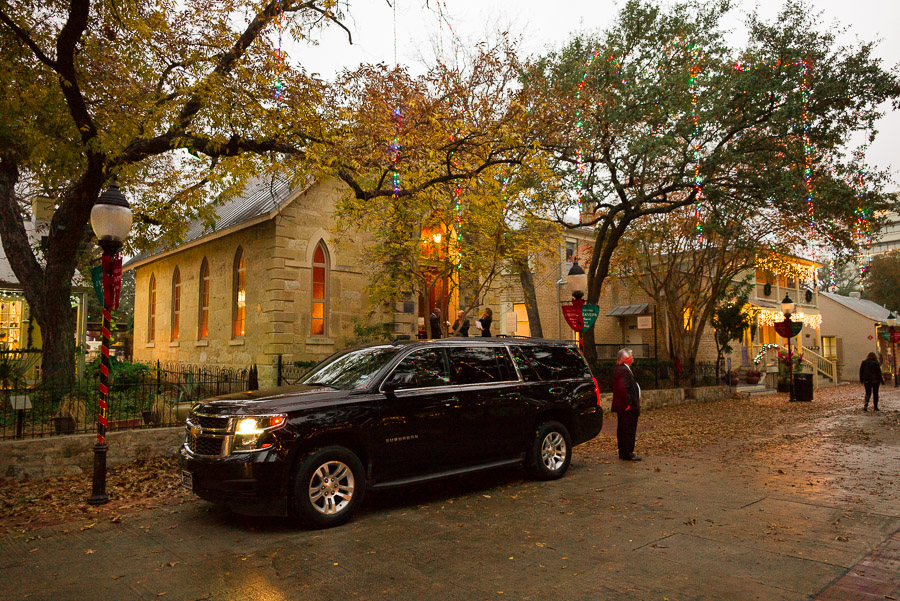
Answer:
[
  {"left": 774, "top": 320, "right": 802, "bottom": 338},
  {"left": 102, "top": 253, "right": 123, "bottom": 310},
  {"left": 562, "top": 305, "right": 584, "bottom": 331}
]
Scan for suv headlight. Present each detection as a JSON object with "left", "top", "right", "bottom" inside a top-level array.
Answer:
[{"left": 232, "top": 414, "right": 287, "bottom": 453}]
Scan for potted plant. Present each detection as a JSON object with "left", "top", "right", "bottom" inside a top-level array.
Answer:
[
  {"left": 776, "top": 349, "right": 803, "bottom": 392},
  {"left": 52, "top": 394, "right": 86, "bottom": 435},
  {"left": 744, "top": 368, "right": 761, "bottom": 385},
  {"left": 723, "top": 370, "right": 739, "bottom": 386}
]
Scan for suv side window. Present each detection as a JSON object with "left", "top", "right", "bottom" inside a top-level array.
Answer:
[
  {"left": 390, "top": 348, "right": 451, "bottom": 389},
  {"left": 448, "top": 346, "right": 517, "bottom": 385},
  {"left": 509, "top": 346, "right": 541, "bottom": 382},
  {"left": 519, "top": 345, "right": 591, "bottom": 381}
]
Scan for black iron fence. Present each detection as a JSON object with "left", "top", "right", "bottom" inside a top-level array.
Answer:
[
  {"left": 592, "top": 359, "right": 721, "bottom": 392},
  {"left": 275, "top": 354, "right": 317, "bottom": 386},
  {"left": 1, "top": 359, "right": 252, "bottom": 440}
]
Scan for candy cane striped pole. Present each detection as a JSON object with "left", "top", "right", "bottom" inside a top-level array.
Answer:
[{"left": 87, "top": 277, "right": 113, "bottom": 505}]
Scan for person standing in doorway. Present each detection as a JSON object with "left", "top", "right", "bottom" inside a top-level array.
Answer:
[
  {"left": 429, "top": 308, "right": 443, "bottom": 339},
  {"left": 452, "top": 310, "right": 470, "bottom": 337},
  {"left": 611, "top": 348, "right": 642, "bottom": 461},
  {"left": 859, "top": 351, "right": 884, "bottom": 411},
  {"left": 476, "top": 307, "right": 493, "bottom": 337}
]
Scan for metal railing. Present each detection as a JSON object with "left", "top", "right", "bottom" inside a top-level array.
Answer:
[
  {"left": 799, "top": 344, "right": 837, "bottom": 383},
  {"left": 1, "top": 360, "right": 252, "bottom": 440}
]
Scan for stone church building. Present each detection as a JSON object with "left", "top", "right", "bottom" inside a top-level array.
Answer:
[{"left": 126, "top": 177, "right": 410, "bottom": 386}]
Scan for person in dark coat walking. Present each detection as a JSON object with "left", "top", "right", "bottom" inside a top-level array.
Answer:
[
  {"left": 429, "top": 308, "right": 443, "bottom": 339},
  {"left": 477, "top": 308, "right": 493, "bottom": 337},
  {"left": 451, "top": 310, "right": 470, "bottom": 337},
  {"left": 611, "top": 348, "right": 641, "bottom": 461},
  {"left": 859, "top": 351, "right": 885, "bottom": 411}
]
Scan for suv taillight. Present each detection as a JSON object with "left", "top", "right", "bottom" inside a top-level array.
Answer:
[{"left": 592, "top": 377, "right": 601, "bottom": 406}]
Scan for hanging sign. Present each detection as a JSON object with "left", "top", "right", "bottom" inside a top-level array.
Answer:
[
  {"left": 581, "top": 305, "right": 600, "bottom": 331},
  {"left": 774, "top": 320, "right": 802, "bottom": 338},
  {"left": 90, "top": 265, "right": 104, "bottom": 305},
  {"left": 102, "top": 254, "right": 123, "bottom": 310},
  {"left": 562, "top": 305, "right": 584, "bottom": 331},
  {"left": 637, "top": 315, "right": 652, "bottom": 329},
  {"left": 879, "top": 331, "right": 900, "bottom": 343}
]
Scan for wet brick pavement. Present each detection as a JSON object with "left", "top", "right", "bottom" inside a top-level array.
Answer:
[{"left": 2, "top": 386, "right": 898, "bottom": 601}]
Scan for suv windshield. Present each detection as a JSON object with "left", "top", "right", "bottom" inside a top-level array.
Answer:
[{"left": 300, "top": 346, "right": 402, "bottom": 390}]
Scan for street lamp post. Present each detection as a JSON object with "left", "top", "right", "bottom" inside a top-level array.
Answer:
[
  {"left": 567, "top": 259, "right": 588, "bottom": 347},
  {"left": 888, "top": 312, "right": 898, "bottom": 388},
  {"left": 782, "top": 294, "right": 797, "bottom": 403},
  {"left": 87, "top": 177, "right": 132, "bottom": 506}
]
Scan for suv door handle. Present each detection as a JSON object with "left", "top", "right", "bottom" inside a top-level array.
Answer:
[{"left": 548, "top": 387, "right": 566, "bottom": 396}]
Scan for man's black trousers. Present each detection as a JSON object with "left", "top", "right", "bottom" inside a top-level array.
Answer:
[{"left": 616, "top": 408, "right": 639, "bottom": 458}]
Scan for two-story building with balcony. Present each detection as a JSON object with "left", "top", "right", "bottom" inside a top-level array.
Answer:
[{"left": 743, "top": 255, "right": 837, "bottom": 387}]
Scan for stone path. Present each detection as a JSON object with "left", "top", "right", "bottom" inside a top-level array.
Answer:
[{"left": 1, "top": 385, "right": 898, "bottom": 601}]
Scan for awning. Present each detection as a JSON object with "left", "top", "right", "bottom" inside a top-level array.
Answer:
[{"left": 606, "top": 303, "right": 649, "bottom": 317}]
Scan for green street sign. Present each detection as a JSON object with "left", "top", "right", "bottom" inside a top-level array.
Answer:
[
  {"left": 581, "top": 304, "right": 600, "bottom": 331},
  {"left": 90, "top": 265, "right": 104, "bottom": 305}
]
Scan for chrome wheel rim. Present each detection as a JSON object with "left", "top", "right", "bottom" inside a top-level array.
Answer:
[
  {"left": 308, "top": 460, "right": 355, "bottom": 515},
  {"left": 541, "top": 432, "right": 567, "bottom": 471}
]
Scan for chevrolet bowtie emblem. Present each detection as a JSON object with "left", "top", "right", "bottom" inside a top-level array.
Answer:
[{"left": 190, "top": 426, "right": 200, "bottom": 438}]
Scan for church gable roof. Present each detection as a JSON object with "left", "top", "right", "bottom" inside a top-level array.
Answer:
[{"left": 126, "top": 175, "right": 310, "bottom": 269}]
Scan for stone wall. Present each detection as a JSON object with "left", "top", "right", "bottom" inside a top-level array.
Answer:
[
  {"left": 263, "top": 179, "right": 374, "bottom": 368},
  {"left": 1, "top": 427, "right": 183, "bottom": 481},
  {"left": 598, "top": 385, "right": 730, "bottom": 411},
  {"left": 133, "top": 220, "right": 276, "bottom": 374}
]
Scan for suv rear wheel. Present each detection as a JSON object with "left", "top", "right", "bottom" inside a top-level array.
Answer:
[
  {"left": 293, "top": 446, "right": 366, "bottom": 528},
  {"left": 527, "top": 421, "right": 572, "bottom": 480}
]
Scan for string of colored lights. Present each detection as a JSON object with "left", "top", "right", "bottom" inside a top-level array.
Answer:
[
  {"left": 855, "top": 140, "right": 872, "bottom": 287},
  {"left": 574, "top": 49, "right": 601, "bottom": 223},
  {"left": 390, "top": 0, "right": 402, "bottom": 201},
  {"left": 272, "top": 0, "right": 286, "bottom": 109},
  {"left": 687, "top": 41, "right": 704, "bottom": 241},
  {"left": 433, "top": 0, "right": 464, "bottom": 269},
  {"left": 801, "top": 58, "right": 815, "bottom": 236}
]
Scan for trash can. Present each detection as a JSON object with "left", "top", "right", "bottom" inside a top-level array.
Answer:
[{"left": 794, "top": 373, "right": 813, "bottom": 402}]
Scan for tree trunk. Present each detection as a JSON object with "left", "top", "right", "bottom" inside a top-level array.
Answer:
[
  {"left": 514, "top": 257, "right": 543, "bottom": 338},
  {"left": 0, "top": 152, "right": 100, "bottom": 388}
]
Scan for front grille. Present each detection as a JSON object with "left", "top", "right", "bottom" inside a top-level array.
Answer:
[
  {"left": 188, "top": 434, "right": 224, "bottom": 456},
  {"left": 195, "top": 414, "right": 229, "bottom": 430}
]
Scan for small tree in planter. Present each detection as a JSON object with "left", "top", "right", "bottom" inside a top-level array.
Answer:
[
  {"left": 711, "top": 281, "right": 757, "bottom": 383},
  {"left": 776, "top": 349, "right": 803, "bottom": 391}
]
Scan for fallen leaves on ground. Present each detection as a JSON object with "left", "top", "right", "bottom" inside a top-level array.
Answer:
[
  {"left": 581, "top": 384, "right": 886, "bottom": 459},
  {"left": 0, "top": 457, "right": 189, "bottom": 532}
]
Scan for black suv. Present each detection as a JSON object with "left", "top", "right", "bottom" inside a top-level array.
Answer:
[{"left": 179, "top": 338, "right": 603, "bottom": 528}]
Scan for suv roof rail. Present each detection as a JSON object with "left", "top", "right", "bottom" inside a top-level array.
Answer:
[{"left": 391, "top": 335, "right": 411, "bottom": 345}]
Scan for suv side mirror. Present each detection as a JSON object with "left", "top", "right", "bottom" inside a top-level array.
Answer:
[{"left": 383, "top": 372, "right": 417, "bottom": 394}]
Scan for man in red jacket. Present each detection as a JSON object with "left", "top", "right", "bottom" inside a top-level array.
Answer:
[{"left": 611, "top": 348, "right": 642, "bottom": 461}]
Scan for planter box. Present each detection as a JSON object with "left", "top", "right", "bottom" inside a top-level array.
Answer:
[
  {"left": 51, "top": 416, "right": 76, "bottom": 435},
  {"left": 744, "top": 375, "right": 761, "bottom": 385}
]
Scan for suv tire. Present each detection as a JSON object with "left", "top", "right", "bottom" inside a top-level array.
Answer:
[
  {"left": 293, "top": 446, "right": 366, "bottom": 528},
  {"left": 527, "top": 421, "right": 572, "bottom": 480}
]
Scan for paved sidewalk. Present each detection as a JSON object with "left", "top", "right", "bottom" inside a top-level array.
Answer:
[{"left": 2, "top": 389, "right": 898, "bottom": 601}]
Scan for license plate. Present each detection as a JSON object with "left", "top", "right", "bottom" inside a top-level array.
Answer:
[{"left": 181, "top": 470, "right": 193, "bottom": 491}]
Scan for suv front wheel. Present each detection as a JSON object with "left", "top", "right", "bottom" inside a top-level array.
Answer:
[
  {"left": 527, "top": 421, "right": 572, "bottom": 480},
  {"left": 293, "top": 446, "right": 366, "bottom": 528}
]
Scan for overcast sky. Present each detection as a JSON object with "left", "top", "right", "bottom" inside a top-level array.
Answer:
[{"left": 294, "top": 0, "right": 899, "bottom": 183}]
